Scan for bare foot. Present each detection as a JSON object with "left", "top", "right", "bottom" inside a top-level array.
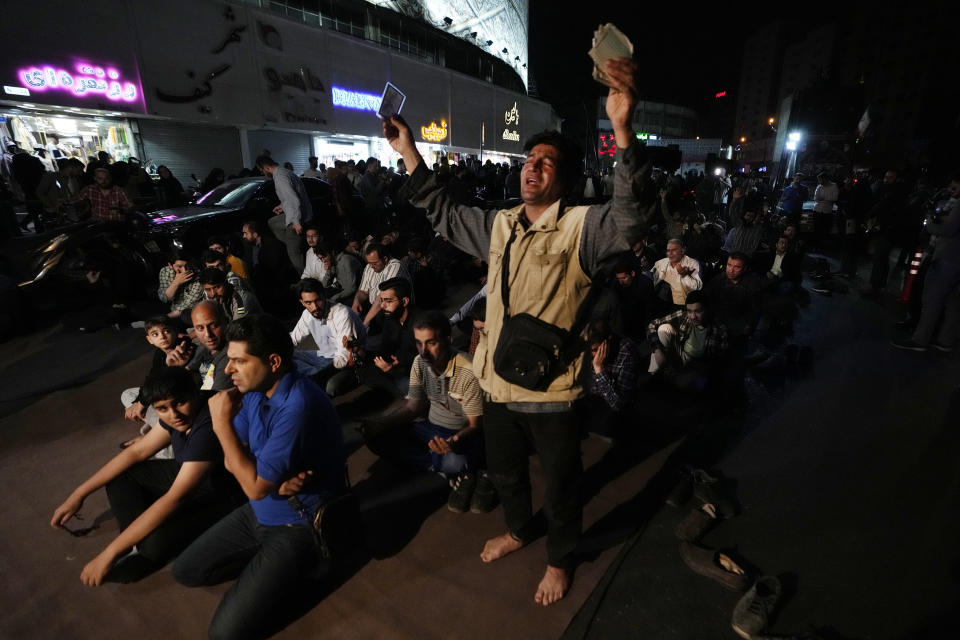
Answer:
[
  {"left": 534, "top": 565, "right": 570, "bottom": 606},
  {"left": 480, "top": 532, "right": 524, "bottom": 563}
]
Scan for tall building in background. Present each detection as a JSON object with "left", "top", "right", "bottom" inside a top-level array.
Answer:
[
  {"left": 365, "top": 0, "right": 529, "bottom": 89},
  {"left": 734, "top": 22, "right": 783, "bottom": 145},
  {"left": 735, "top": 2, "right": 957, "bottom": 177}
]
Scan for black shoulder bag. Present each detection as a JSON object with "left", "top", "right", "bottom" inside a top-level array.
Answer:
[
  {"left": 287, "top": 466, "right": 362, "bottom": 562},
  {"left": 492, "top": 209, "right": 597, "bottom": 391}
]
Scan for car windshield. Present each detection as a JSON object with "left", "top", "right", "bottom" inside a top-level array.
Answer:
[{"left": 197, "top": 181, "right": 263, "bottom": 207}]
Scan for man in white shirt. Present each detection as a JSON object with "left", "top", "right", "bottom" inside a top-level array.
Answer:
[
  {"left": 290, "top": 278, "right": 367, "bottom": 396},
  {"left": 813, "top": 172, "right": 839, "bottom": 246},
  {"left": 300, "top": 225, "right": 327, "bottom": 281},
  {"left": 302, "top": 156, "right": 324, "bottom": 178},
  {"left": 353, "top": 243, "right": 412, "bottom": 326},
  {"left": 257, "top": 154, "right": 313, "bottom": 273},
  {"left": 651, "top": 238, "right": 702, "bottom": 306}
]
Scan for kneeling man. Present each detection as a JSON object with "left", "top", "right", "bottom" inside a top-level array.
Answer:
[{"left": 173, "top": 314, "right": 346, "bottom": 640}]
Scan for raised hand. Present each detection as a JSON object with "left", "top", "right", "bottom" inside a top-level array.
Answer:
[{"left": 603, "top": 58, "right": 639, "bottom": 147}]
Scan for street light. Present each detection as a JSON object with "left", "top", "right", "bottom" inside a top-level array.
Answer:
[
  {"left": 785, "top": 131, "right": 802, "bottom": 151},
  {"left": 768, "top": 117, "right": 775, "bottom": 125},
  {"left": 740, "top": 136, "right": 746, "bottom": 143}
]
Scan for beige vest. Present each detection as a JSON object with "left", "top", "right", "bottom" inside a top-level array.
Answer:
[{"left": 475, "top": 201, "right": 592, "bottom": 403}]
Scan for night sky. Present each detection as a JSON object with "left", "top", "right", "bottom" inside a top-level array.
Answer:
[{"left": 528, "top": 3, "right": 843, "bottom": 121}]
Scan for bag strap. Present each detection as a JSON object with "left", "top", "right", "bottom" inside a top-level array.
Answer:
[
  {"left": 500, "top": 200, "right": 566, "bottom": 321},
  {"left": 500, "top": 220, "right": 520, "bottom": 321},
  {"left": 498, "top": 200, "right": 599, "bottom": 356}
]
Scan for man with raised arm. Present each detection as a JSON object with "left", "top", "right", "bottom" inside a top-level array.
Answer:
[{"left": 382, "top": 57, "right": 641, "bottom": 606}]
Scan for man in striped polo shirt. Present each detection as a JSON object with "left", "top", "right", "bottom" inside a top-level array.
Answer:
[{"left": 363, "top": 310, "right": 494, "bottom": 513}]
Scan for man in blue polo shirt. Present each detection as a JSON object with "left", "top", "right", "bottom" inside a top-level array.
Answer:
[{"left": 173, "top": 314, "right": 345, "bottom": 640}]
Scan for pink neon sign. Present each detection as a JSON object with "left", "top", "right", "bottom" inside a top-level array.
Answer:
[{"left": 17, "top": 63, "right": 139, "bottom": 102}]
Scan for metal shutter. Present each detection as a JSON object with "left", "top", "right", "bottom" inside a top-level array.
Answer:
[
  {"left": 245, "top": 129, "right": 313, "bottom": 175},
  {"left": 137, "top": 120, "right": 242, "bottom": 187}
]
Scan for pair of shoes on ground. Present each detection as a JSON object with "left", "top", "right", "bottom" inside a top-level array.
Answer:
[
  {"left": 732, "top": 575, "right": 782, "bottom": 639},
  {"left": 447, "top": 470, "right": 498, "bottom": 514}
]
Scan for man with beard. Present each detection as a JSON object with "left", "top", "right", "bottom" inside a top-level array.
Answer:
[
  {"left": 359, "top": 277, "right": 418, "bottom": 398},
  {"left": 241, "top": 220, "right": 296, "bottom": 313},
  {"left": 199, "top": 268, "right": 262, "bottom": 322},
  {"left": 300, "top": 225, "right": 327, "bottom": 281},
  {"left": 290, "top": 278, "right": 366, "bottom": 396},
  {"left": 722, "top": 209, "right": 765, "bottom": 258}
]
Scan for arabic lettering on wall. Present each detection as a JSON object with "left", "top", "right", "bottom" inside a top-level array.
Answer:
[
  {"left": 155, "top": 64, "right": 232, "bottom": 104},
  {"left": 265, "top": 67, "right": 324, "bottom": 93},
  {"left": 18, "top": 63, "right": 139, "bottom": 102},
  {"left": 421, "top": 120, "right": 448, "bottom": 142},
  {"left": 502, "top": 101, "right": 520, "bottom": 142}
]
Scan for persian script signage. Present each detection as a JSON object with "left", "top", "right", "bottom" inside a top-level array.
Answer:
[
  {"left": 14, "top": 62, "right": 140, "bottom": 103},
  {"left": 502, "top": 101, "right": 519, "bottom": 142},
  {"left": 421, "top": 120, "right": 448, "bottom": 142}
]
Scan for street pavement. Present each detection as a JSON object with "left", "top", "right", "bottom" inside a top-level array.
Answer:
[{"left": 562, "top": 268, "right": 960, "bottom": 639}]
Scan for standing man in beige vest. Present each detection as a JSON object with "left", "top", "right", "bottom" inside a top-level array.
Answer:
[{"left": 382, "top": 57, "right": 642, "bottom": 606}]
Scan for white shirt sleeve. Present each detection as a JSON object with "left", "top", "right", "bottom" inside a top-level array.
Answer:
[
  {"left": 301, "top": 250, "right": 327, "bottom": 281},
  {"left": 329, "top": 305, "right": 365, "bottom": 368},
  {"left": 681, "top": 257, "right": 703, "bottom": 291},
  {"left": 289, "top": 310, "right": 311, "bottom": 347},
  {"left": 358, "top": 265, "right": 375, "bottom": 295}
]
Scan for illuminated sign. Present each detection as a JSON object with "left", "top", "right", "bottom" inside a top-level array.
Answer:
[
  {"left": 331, "top": 86, "right": 380, "bottom": 112},
  {"left": 421, "top": 119, "right": 448, "bottom": 142},
  {"left": 504, "top": 101, "right": 519, "bottom": 125},
  {"left": 502, "top": 101, "right": 519, "bottom": 142},
  {"left": 634, "top": 132, "right": 658, "bottom": 141},
  {"left": 16, "top": 63, "right": 139, "bottom": 102},
  {"left": 598, "top": 133, "right": 617, "bottom": 157},
  {"left": 715, "top": 91, "right": 726, "bottom": 98}
]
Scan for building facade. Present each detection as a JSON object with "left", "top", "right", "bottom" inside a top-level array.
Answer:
[{"left": 0, "top": 0, "right": 556, "bottom": 187}]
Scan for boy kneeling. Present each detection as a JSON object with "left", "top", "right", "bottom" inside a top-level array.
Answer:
[{"left": 51, "top": 367, "right": 244, "bottom": 585}]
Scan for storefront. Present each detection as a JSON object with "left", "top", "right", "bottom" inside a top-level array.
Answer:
[
  {"left": 2, "top": 1, "right": 555, "bottom": 189},
  {"left": 0, "top": 106, "right": 139, "bottom": 169}
]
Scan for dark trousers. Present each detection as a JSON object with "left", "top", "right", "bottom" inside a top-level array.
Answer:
[
  {"left": 172, "top": 503, "right": 322, "bottom": 640},
  {"left": 870, "top": 235, "right": 895, "bottom": 291},
  {"left": 105, "top": 460, "right": 242, "bottom": 564},
  {"left": 483, "top": 401, "right": 582, "bottom": 568}
]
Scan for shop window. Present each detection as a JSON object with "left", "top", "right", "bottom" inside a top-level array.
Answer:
[{"left": 1, "top": 111, "right": 138, "bottom": 167}]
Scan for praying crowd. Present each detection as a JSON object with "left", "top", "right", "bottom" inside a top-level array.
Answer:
[{"left": 2, "top": 54, "right": 955, "bottom": 640}]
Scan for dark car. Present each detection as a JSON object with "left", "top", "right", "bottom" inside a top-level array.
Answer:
[
  {"left": 136, "top": 176, "right": 336, "bottom": 260},
  {"left": 1, "top": 177, "right": 336, "bottom": 336}
]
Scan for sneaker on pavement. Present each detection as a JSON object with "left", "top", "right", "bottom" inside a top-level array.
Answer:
[
  {"left": 470, "top": 470, "right": 498, "bottom": 513},
  {"left": 732, "top": 576, "right": 782, "bottom": 639},
  {"left": 447, "top": 471, "right": 476, "bottom": 513},
  {"left": 890, "top": 338, "right": 927, "bottom": 352}
]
